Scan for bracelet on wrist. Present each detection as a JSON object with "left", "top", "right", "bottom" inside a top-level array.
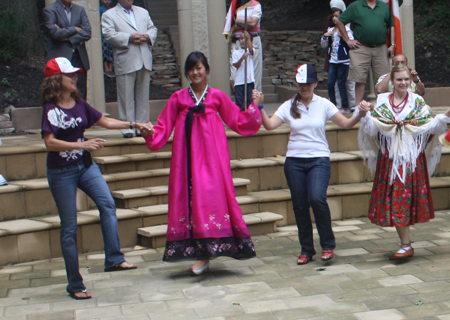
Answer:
[
  {"left": 129, "top": 121, "right": 133, "bottom": 129},
  {"left": 259, "top": 103, "right": 265, "bottom": 110}
]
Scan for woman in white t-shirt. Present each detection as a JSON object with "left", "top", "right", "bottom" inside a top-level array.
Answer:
[{"left": 257, "top": 64, "right": 367, "bottom": 265}]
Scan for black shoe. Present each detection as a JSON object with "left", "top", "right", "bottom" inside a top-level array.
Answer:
[{"left": 123, "top": 132, "right": 133, "bottom": 138}]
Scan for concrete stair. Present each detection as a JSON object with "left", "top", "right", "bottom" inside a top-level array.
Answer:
[
  {"left": 3, "top": 112, "right": 450, "bottom": 264},
  {"left": 147, "top": 0, "right": 178, "bottom": 31},
  {"left": 138, "top": 211, "right": 284, "bottom": 248}
]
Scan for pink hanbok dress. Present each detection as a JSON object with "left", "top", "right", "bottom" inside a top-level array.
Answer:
[{"left": 144, "top": 86, "right": 262, "bottom": 261}]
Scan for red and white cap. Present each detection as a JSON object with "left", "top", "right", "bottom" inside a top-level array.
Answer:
[
  {"left": 44, "top": 57, "right": 83, "bottom": 77},
  {"left": 295, "top": 64, "right": 317, "bottom": 84}
]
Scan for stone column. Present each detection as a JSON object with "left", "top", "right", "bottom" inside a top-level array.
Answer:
[
  {"left": 45, "top": 0, "right": 106, "bottom": 113},
  {"left": 207, "top": 0, "right": 231, "bottom": 96},
  {"left": 400, "top": 0, "right": 415, "bottom": 69},
  {"left": 177, "top": 0, "right": 230, "bottom": 94},
  {"left": 177, "top": 0, "right": 195, "bottom": 88}
]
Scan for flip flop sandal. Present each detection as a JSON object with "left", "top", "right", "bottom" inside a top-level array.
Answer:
[
  {"left": 104, "top": 263, "right": 137, "bottom": 272},
  {"left": 68, "top": 289, "right": 92, "bottom": 300}
]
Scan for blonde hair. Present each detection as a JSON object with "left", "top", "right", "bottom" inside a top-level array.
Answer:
[{"left": 389, "top": 65, "right": 412, "bottom": 83}]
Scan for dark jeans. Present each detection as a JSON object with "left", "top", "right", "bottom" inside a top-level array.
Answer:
[
  {"left": 328, "top": 63, "right": 349, "bottom": 110},
  {"left": 234, "top": 82, "right": 254, "bottom": 111},
  {"left": 47, "top": 161, "right": 125, "bottom": 293},
  {"left": 284, "top": 157, "right": 336, "bottom": 256}
]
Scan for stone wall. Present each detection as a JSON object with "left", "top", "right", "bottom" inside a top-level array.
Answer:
[{"left": 261, "top": 30, "right": 326, "bottom": 86}]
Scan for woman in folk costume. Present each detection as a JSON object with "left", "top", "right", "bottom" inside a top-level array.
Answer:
[
  {"left": 357, "top": 65, "right": 450, "bottom": 260},
  {"left": 141, "top": 52, "right": 263, "bottom": 274}
]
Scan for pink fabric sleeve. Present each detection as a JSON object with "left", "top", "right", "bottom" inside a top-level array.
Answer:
[
  {"left": 144, "top": 93, "right": 180, "bottom": 151},
  {"left": 216, "top": 90, "right": 262, "bottom": 136}
]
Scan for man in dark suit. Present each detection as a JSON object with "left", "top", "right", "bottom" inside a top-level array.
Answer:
[{"left": 43, "top": 0, "right": 91, "bottom": 100}]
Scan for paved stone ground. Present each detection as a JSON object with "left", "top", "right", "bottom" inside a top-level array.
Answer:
[{"left": 3, "top": 214, "right": 450, "bottom": 319}]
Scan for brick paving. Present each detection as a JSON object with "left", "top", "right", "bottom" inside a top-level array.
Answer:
[{"left": 2, "top": 213, "right": 450, "bottom": 319}]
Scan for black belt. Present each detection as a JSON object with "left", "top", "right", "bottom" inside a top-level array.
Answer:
[
  {"left": 361, "top": 43, "right": 384, "bottom": 48},
  {"left": 250, "top": 33, "right": 260, "bottom": 37}
]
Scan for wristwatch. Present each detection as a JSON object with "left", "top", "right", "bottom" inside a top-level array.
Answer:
[{"left": 413, "top": 76, "right": 421, "bottom": 83}]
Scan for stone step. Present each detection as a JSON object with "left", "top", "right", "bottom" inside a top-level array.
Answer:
[
  {"left": 137, "top": 212, "right": 284, "bottom": 248},
  {"left": 263, "top": 93, "right": 279, "bottom": 103},
  {"left": 262, "top": 77, "right": 273, "bottom": 86},
  {"left": 262, "top": 85, "right": 275, "bottom": 94},
  {"left": 153, "top": 19, "right": 179, "bottom": 28},
  {"left": 5, "top": 145, "right": 450, "bottom": 223},
  {"left": 0, "top": 124, "right": 362, "bottom": 181},
  {"left": 3, "top": 176, "right": 450, "bottom": 265},
  {"left": 150, "top": 12, "right": 178, "bottom": 20},
  {"left": 112, "top": 178, "right": 251, "bottom": 209}
]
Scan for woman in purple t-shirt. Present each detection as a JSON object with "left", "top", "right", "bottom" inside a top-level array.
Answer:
[{"left": 41, "top": 57, "right": 152, "bottom": 300}]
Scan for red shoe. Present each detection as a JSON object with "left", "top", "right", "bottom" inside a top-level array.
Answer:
[
  {"left": 321, "top": 250, "right": 334, "bottom": 261},
  {"left": 297, "top": 254, "right": 313, "bottom": 265}
]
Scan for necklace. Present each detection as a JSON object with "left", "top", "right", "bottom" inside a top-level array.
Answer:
[{"left": 389, "top": 93, "right": 408, "bottom": 114}]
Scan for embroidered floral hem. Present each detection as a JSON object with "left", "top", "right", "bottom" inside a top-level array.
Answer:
[
  {"left": 368, "top": 150, "right": 434, "bottom": 227},
  {"left": 163, "top": 237, "right": 256, "bottom": 262}
]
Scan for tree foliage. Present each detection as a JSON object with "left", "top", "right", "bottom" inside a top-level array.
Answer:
[{"left": 0, "top": 0, "right": 44, "bottom": 62}]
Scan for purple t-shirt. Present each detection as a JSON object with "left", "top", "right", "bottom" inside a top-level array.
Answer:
[{"left": 41, "top": 100, "right": 102, "bottom": 168}]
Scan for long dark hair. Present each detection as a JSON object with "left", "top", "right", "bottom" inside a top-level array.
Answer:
[
  {"left": 329, "top": 9, "right": 342, "bottom": 28},
  {"left": 290, "top": 93, "right": 302, "bottom": 119},
  {"left": 184, "top": 51, "right": 210, "bottom": 78},
  {"left": 40, "top": 74, "right": 81, "bottom": 105}
]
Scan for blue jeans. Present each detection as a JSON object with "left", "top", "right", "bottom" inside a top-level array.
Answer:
[
  {"left": 47, "top": 161, "right": 125, "bottom": 293},
  {"left": 328, "top": 63, "right": 349, "bottom": 110},
  {"left": 234, "top": 82, "right": 255, "bottom": 111},
  {"left": 284, "top": 157, "right": 336, "bottom": 256}
]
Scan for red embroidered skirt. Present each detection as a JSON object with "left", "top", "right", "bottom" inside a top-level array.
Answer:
[{"left": 368, "top": 150, "right": 434, "bottom": 227}]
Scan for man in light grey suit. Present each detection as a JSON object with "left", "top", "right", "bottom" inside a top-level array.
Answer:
[
  {"left": 43, "top": 0, "right": 91, "bottom": 100},
  {"left": 102, "top": 0, "right": 158, "bottom": 138}
]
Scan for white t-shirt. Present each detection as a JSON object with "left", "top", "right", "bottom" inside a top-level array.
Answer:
[
  {"left": 232, "top": 48, "right": 255, "bottom": 86},
  {"left": 274, "top": 94, "right": 339, "bottom": 158}
]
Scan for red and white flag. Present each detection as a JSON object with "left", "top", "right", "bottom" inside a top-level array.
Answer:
[
  {"left": 381, "top": 0, "right": 403, "bottom": 54},
  {"left": 223, "top": 0, "right": 252, "bottom": 42}
]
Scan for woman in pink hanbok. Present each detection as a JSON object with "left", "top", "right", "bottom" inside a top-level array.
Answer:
[{"left": 141, "top": 52, "right": 263, "bottom": 274}]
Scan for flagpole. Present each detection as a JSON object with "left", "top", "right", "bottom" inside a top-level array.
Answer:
[
  {"left": 244, "top": 7, "right": 248, "bottom": 110},
  {"left": 389, "top": 0, "right": 393, "bottom": 55}
]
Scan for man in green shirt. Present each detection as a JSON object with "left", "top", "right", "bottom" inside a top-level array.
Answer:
[{"left": 334, "top": 0, "right": 395, "bottom": 106}]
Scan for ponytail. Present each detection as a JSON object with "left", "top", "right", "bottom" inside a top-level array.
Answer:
[{"left": 290, "top": 93, "right": 302, "bottom": 119}]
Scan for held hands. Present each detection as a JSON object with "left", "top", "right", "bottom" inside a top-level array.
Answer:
[
  {"left": 358, "top": 100, "right": 372, "bottom": 118},
  {"left": 82, "top": 138, "right": 106, "bottom": 151},
  {"left": 252, "top": 89, "right": 264, "bottom": 107},
  {"left": 138, "top": 122, "right": 155, "bottom": 138}
]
